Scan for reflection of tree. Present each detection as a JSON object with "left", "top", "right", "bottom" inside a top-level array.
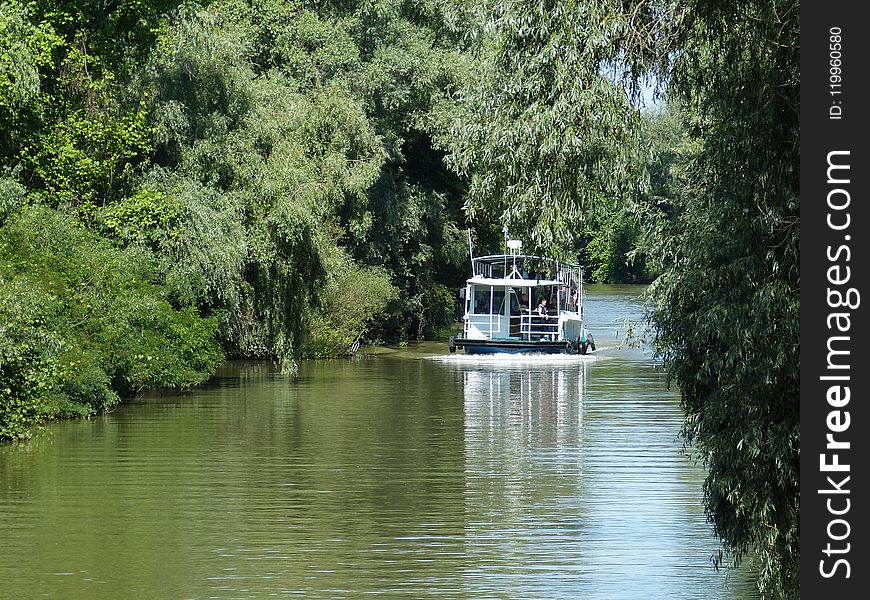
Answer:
[{"left": 0, "top": 359, "right": 471, "bottom": 597}]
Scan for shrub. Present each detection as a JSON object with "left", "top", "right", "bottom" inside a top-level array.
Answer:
[
  {"left": 0, "top": 276, "right": 63, "bottom": 440},
  {"left": 0, "top": 205, "right": 223, "bottom": 441}
]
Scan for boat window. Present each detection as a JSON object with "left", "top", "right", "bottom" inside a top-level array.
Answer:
[
  {"left": 472, "top": 286, "right": 491, "bottom": 314},
  {"left": 509, "top": 287, "right": 529, "bottom": 314},
  {"left": 472, "top": 285, "right": 506, "bottom": 315},
  {"left": 493, "top": 289, "right": 506, "bottom": 314},
  {"left": 472, "top": 287, "right": 490, "bottom": 314}
]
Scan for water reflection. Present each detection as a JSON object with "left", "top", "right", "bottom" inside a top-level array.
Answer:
[
  {"left": 432, "top": 351, "right": 757, "bottom": 599},
  {"left": 0, "top": 286, "right": 758, "bottom": 599},
  {"left": 459, "top": 362, "right": 587, "bottom": 597}
]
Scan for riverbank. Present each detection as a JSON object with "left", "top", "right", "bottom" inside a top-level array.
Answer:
[{"left": 1, "top": 284, "right": 648, "bottom": 443}]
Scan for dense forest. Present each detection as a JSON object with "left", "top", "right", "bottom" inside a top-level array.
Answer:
[{"left": 2, "top": 0, "right": 798, "bottom": 597}]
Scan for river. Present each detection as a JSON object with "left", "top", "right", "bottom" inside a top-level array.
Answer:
[{"left": 0, "top": 285, "right": 757, "bottom": 598}]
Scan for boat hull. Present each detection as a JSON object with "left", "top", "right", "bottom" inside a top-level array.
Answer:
[{"left": 452, "top": 337, "right": 571, "bottom": 355}]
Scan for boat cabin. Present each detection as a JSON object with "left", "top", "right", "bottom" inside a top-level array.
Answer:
[{"left": 461, "top": 254, "right": 583, "bottom": 344}]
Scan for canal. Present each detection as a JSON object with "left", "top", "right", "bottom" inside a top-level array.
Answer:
[{"left": 0, "top": 285, "right": 757, "bottom": 598}]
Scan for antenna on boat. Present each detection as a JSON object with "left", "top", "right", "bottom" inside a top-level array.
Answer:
[
  {"left": 467, "top": 228, "right": 474, "bottom": 274},
  {"left": 506, "top": 239, "right": 522, "bottom": 277},
  {"left": 501, "top": 225, "right": 510, "bottom": 277}
]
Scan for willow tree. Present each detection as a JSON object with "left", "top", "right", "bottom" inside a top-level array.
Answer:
[
  {"left": 642, "top": 1, "right": 800, "bottom": 596},
  {"left": 442, "top": 0, "right": 652, "bottom": 255},
  {"left": 446, "top": 0, "right": 799, "bottom": 596},
  {"left": 136, "top": 2, "right": 393, "bottom": 368}
]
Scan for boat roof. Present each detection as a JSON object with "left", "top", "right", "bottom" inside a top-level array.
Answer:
[{"left": 466, "top": 276, "right": 564, "bottom": 287}]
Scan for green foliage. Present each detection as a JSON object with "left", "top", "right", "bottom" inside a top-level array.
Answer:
[
  {"left": 132, "top": 174, "right": 247, "bottom": 311},
  {"left": 635, "top": 2, "right": 800, "bottom": 596},
  {"left": 0, "top": 276, "right": 63, "bottom": 440},
  {"left": 442, "top": 0, "right": 646, "bottom": 256},
  {"left": 4, "top": 1, "right": 474, "bottom": 384},
  {"left": 25, "top": 101, "right": 152, "bottom": 215},
  {"left": 255, "top": 6, "right": 361, "bottom": 86},
  {"left": 0, "top": 174, "right": 25, "bottom": 222},
  {"left": 139, "top": 3, "right": 394, "bottom": 365},
  {"left": 99, "top": 186, "right": 184, "bottom": 246},
  {"left": 5, "top": 0, "right": 472, "bottom": 437},
  {"left": 419, "top": 281, "right": 457, "bottom": 337},
  {"left": 0, "top": 1, "right": 61, "bottom": 164},
  {"left": 446, "top": 1, "right": 799, "bottom": 595},
  {"left": 342, "top": 175, "right": 466, "bottom": 341},
  {"left": 135, "top": 1, "right": 470, "bottom": 358},
  {"left": 31, "top": 0, "right": 178, "bottom": 70},
  {"left": 7, "top": 26, "right": 152, "bottom": 213},
  {"left": 0, "top": 8, "right": 802, "bottom": 597},
  {"left": 303, "top": 248, "right": 398, "bottom": 357},
  {"left": 0, "top": 205, "right": 223, "bottom": 440},
  {"left": 583, "top": 207, "right": 647, "bottom": 283},
  {"left": 5, "top": 1, "right": 665, "bottom": 441}
]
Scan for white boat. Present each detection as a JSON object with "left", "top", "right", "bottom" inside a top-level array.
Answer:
[{"left": 448, "top": 240, "right": 595, "bottom": 355}]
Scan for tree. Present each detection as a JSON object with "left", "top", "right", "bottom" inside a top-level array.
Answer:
[
  {"left": 1, "top": 205, "right": 224, "bottom": 440},
  {"left": 442, "top": 0, "right": 648, "bottom": 257},
  {"left": 640, "top": 1, "right": 800, "bottom": 596}
]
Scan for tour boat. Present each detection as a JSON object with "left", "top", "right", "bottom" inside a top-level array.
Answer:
[{"left": 448, "top": 240, "right": 595, "bottom": 355}]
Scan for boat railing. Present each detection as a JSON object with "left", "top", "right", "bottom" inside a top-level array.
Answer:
[
  {"left": 465, "top": 313, "right": 504, "bottom": 338},
  {"left": 512, "top": 314, "right": 560, "bottom": 341},
  {"left": 470, "top": 255, "right": 579, "bottom": 285}
]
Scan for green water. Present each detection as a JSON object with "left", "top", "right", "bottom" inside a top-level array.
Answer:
[{"left": 0, "top": 285, "right": 757, "bottom": 598}]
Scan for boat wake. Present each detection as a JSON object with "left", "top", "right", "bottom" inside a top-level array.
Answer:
[{"left": 428, "top": 350, "right": 607, "bottom": 366}]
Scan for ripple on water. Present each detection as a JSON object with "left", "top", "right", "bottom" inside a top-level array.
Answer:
[{"left": 0, "top": 286, "right": 757, "bottom": 599}]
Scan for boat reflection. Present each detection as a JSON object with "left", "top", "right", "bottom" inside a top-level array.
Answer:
[
  {"left": 447, "top": 359, "right": 593, "bottom": 596},
  {"left": 430, "top": 353, "right": 756, "bottom": 598},
  {"left": 461, "top": 360, "right": 588, "bottom": 445}
]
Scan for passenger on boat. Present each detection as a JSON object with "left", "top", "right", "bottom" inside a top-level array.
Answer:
[
  {"left": 520, "top": 291, "right": 529, "bottom": 311},
  {"left": 536, "top": 297, "right": 550, "bottom": 319}
]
